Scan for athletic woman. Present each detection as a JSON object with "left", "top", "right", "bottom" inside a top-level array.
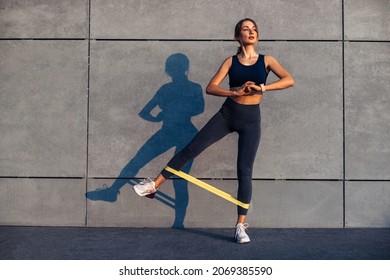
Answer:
[{"left": 133, "top": 18, "right": 294, "bottom": 243}]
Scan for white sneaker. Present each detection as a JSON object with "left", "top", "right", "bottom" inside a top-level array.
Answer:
[
  {"left": 132, "top": 178, "right": 156, "bottom": 197},
  {"left": 234, "top": 223, "right": 250, "bottom": 244}
]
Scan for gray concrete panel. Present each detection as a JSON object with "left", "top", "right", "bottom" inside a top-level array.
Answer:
[
  {"left": 88, "top": 40, "right": 232, "bottom": 178},
  {"left": 256, "top": 42, "right": 343, "bottom": 179},
  {"left": 250, "top": 180, "right": 343, "bottom": 228},
  {"left": 88, "top": 41, "right": 342, "bottom": 180},
  {"left": 86, "top": 179, "right": 342, "bottom": 228},
  {"left": 345, "top": 0, "right": 390, "bottom": 40},
  {"left": 0, "top": 0, "right": 88, "bottom": 38},
  {"left": 345, "top": 42, "right": 390, "bottom": 180},
  {"left": 87, "top": 178, "right": 247, "bottom": 228},
  {"left": 91, "top": 0, "right": 342, "bottom": 40},
  {"left": 346, "top": 181, "right": 390, "bottom": 227},
  {"left": 87, "top": 178, "right": 178, "bottom": 227},
  {"left": 0, "top": 41, "right": 88, "bottom": 177},
  {"left": 0, "top": 178, "right": 86, "bottom": 226},
  {"left": 188, "top": 180, "right": 343, "bottom": 228}
]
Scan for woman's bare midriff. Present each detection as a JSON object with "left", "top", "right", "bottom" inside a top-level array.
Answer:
[{"left": 229, "top": 94, "right": 263, "bottom": 105}]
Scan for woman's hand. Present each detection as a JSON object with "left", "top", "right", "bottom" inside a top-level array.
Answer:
[
  {"left": 232, "top": 81, "right": 253, "bottom": 96},
  {"left": 245, "top": 82, "right": 263, "bottom": 93},
  {"left": 233, "top": 81, "right": 261, "bottom": 96}
]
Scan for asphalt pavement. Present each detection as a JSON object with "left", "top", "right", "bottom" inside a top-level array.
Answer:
[{"left": 1, "top": 226, "right": 389, "bottom": 260}]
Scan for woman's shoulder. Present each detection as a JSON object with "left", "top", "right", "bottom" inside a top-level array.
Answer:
[
  {"left": 220, "top": 55, "right": 234, "bottom": 68},
  {"left": 263, "top": 54, "right": 277, "bottom": 68},
  {"left": 260, "top": 54, "right": 271, "bottom": 59},
  {"left": 225, "top": 55, "right": 235, "bottom": 62},
  {"left": 263, "top": 54, "right": 277, "bottom": 61},
  {"left": 227, "top": 55, "right": 239, "bottom": 64}
]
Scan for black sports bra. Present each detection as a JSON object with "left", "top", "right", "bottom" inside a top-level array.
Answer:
[{"left": 228, "top": 55, "right": 268, "bottom": 88}]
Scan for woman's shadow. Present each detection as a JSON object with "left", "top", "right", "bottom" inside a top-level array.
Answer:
[{"left": 86, "top": 53, "right": 204, "bottom": 228}]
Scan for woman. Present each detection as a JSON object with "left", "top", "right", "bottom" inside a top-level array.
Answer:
[{"left": 133, "top": 18, "right": 294, "bottom": 243}]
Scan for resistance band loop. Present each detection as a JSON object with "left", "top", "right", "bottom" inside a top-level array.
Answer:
[{"left": 165, "top": 166, "right": 250, "bottom": 209}]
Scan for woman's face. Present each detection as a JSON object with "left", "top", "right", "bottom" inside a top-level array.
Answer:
[{"left": 238, "top": 20, "right": 258, "bottom": 45}]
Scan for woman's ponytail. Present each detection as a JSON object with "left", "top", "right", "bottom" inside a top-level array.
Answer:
[{"left": 236, "top": 45, "right": 242, "bottom": 55}]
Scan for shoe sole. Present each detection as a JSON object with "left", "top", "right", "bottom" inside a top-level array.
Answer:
[
  {"left": 145, "top": 193, "right": 156, "bottom": 199},
  {"left": 233, "top": 235, "right": 251, "bottom": 244},
  {"left": 234, "top": 238, "right": 251, "bottom": 244},
  {"left": 132, "top": 186, "right": 156, "bottom": 198}
]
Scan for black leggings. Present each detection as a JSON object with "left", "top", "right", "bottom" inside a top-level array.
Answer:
[{"left": 161, "top": 98, "right": 261, "bottom": 215}]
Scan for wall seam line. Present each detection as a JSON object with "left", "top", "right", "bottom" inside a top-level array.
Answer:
[
  {"left": 85, "top": 0, "right": 91, "bottom": 228},
  {"left": 342, "top": 0, "right": 346, "bottom": 228}
]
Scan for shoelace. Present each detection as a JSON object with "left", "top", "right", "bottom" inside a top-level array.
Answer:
[
  {"left": 140, "top": 178, "right": 153, "bottom": 185},
  {"left": 141, "top": 178, "right": 156, "bottom": 190},
  {"left": 236, "top": 223, "right": 249, "bottom": 235}
]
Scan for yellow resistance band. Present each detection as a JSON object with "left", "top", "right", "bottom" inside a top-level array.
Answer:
[{"left": 165, "top": 166, "right": 250, "bottom": 209}]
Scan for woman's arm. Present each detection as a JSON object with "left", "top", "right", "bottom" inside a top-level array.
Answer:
[
  {"left": 264, "top": 55, "right": 295, "bottom": 91},
  {"left": 206, "top": 57, "right": 250, "bottom": 97},
  {"left": 246, "top": 55, "right": 294, "bottom": 93}
]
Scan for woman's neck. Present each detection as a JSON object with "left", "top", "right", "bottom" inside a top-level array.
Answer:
[{"left": 239, "top": 45, "right": 258, "bottom": 59}]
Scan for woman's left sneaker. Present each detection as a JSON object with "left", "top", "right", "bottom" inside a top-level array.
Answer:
[
  {"left": 234, "top": 223, "right": 250, "bottom": 244},
  {"left": 132, "top": 178, "right": 157, "bottom": 197}
]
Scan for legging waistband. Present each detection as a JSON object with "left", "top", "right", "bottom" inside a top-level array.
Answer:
[{"left": 220, "top": 98, "right": 260, "bottom": 122}]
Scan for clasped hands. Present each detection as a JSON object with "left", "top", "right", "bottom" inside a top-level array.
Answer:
[{"left": 232, "top": 81, "right": 262, "bottom": 96}]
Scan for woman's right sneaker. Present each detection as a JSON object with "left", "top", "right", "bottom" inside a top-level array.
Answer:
[
  {"left": 234, "top": 223, "right": 250, "bottom": 244},
  {"left": 132, "top": 178, "right": 157, "bottom": 197}
]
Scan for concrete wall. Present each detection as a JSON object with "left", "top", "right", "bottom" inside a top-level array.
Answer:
[{"left": 1, "top": 0, "right": 389, "bottom": 228}]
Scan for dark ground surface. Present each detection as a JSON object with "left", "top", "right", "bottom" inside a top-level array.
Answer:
[{"left": 0, "top": 226, "right": 389, "bottom": 260}]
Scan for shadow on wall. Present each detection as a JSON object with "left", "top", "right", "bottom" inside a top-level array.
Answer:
[{"left": 86, "top": 53, "right": 205, "bottom": 228}]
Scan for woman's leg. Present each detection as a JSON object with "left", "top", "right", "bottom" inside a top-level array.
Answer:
[
  {"left": 154, "top": 173, "right": 167, "bottom": 189},
  {"left": 236, "top": 120, "right": 261, "bottom": 220},
  {"left": 134, "top": 110, "right": 232, "bottom": 195},
  {"left": 233, "top": 121, "right": 261, "bottom": 243},
  {"left": 159, "top": 111, "right": 232, "bottom": 182}
]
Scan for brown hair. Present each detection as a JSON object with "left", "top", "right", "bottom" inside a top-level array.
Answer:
[{"left": 234, "top": 18, "right": 259, "bottom": 54}]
